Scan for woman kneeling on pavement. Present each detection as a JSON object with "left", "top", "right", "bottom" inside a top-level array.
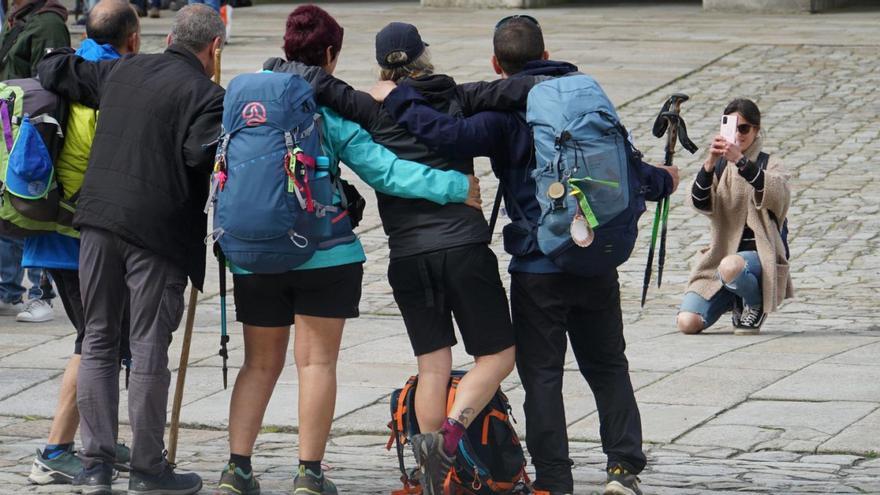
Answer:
[
  {"left": 215, "top": 7, "right": 480, "bottom": 495},
  {"left": 677, "top": 98, "right": 794, "bottom": 336}
]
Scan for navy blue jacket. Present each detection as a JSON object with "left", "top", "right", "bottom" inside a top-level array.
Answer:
[{"left": 385, "top": 60, "right": 673, "bottom": 274}]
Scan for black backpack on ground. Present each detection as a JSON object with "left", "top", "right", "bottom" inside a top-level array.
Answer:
[{"left": 387, "top": 371, "right": 530, "bottom": 495}]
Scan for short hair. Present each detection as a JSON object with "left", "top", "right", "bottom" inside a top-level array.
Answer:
[
  {"left": 171, "top": 4, "right": 226, "bottom": 54},
  {"left": 283, "top": 5, "right": 344, "bottom": 67},
  {"left": 493, "top": 18, "right": 545, "bottom": 75},
  {"left": 86, "top": 0, "right": 139, "bottom": 50},
  {"left": 378, "top": 49, "right": 434, "bottom": 83},
  {"left": 724, "top": 98, "right": 761, "bottom": 127}
]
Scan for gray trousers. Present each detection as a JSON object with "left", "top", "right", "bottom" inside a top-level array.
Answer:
[{"left": 77, "top": 227, "right": 187, "bottom": 475}]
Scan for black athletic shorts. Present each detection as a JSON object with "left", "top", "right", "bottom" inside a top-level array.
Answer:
[
  {"left": 233, "top": 262, "right": 364, "bottom": 327},
  {"left": 388, "top": 243, "right": 514, "bottom": 357},
  {"left": 48, "top": 269, "right": 87, "bottom": 355}
]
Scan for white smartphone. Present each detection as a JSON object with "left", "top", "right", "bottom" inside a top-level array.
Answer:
[{"left": 720, "top": 114, "right": 738, "bottom": 143}]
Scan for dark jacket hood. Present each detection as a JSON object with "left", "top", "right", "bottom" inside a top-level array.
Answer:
[
  {"left": 10, "top": 0, "right": 68, "bottom": 23},
  {"left": 516, "top": 60, "right": 578, "bottom": 78},
  {"left": 399, "top": 74, "right": 457, "bottom": 108}
]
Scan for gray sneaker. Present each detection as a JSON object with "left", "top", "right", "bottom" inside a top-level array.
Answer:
[
  {"left": 293, "top": 465, "right": 337, "bottom": 495},
  {"left": 129, "top": 463, "right": 202, "bottom": 495},
  {"left": 217, "top": 462, "right": 260, "bottom": 495},
  {"left": 28, "top": 447, "right": 81, "bottom": 485},
  {"left": 604, "top": 465, "right": 642, "bottom": 495},
  {"left": 411, "top": 431, "right": 455, "bottom": 495}
]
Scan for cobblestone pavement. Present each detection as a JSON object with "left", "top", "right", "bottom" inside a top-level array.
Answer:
[{"left": 2, "top": 2, "right": 880, "bottom": 494}]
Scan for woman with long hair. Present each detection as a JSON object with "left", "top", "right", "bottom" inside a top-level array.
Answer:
[{"left": 677, "top": 98, "right": 793, "bottom": 336}]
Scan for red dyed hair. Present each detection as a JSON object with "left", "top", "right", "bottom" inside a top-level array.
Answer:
[{"left": 283, "top": 5, "right": 344, "bottom": 67}]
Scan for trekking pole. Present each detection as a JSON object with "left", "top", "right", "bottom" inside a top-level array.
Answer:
[
  {"left": 641, "top": 93, "right": 697, "bottom": 307},
  {"left": 167, "top": 285, "right": 199, "bottom": 465}
]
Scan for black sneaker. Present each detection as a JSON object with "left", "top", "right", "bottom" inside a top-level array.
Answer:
[
  {"left": 72, "top": 463, "right": 113, "bottom": 495},
  {"left": 411, "top": 431, "right": 455, "bottom": 495},
  {"left": 734, "top": 303, "right": 766, "bottom": 335},
  {"left": 604, "top": 465, "right": 642, "bottom": 495},
  {"left": 129, "top": 463, "right": 202, "bottom": 495},
  {"left": 217, "top": 462, "right": 261, "bottom": 495}
]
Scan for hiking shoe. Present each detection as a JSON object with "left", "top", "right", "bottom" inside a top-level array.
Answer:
[
  {"left": 148, "top": 6, "right": 160, "bottom": 17},
  {"left": 734, "top": 304, "right": 766, "bottom": 335},
  {"left": 72, "top": 463, "right": 113, "bottom": 495},
  {"left": 411, "top": 431, "right": 455, "bottom": 495},
  {"left": 604, "top": 465, "right": 642, "bottom": 495},
  {"left": 129, "top": 463, "right": 202, "bottom": 495},
  {"left": 217, "top": 462, "right": 260, "bottom": 495},
  {"left": 28, "top": 446, "right": 80, "bottom": 485},
  {"left": 0, "top": 299, "right": 24, "bottom": 316},
  {"left": 114, "top": 442, "right": 131, "bottom": 472},
  {"left": 532, "top": 490, "right": 572, "bottom": 495},
  {"left": 293, "top": 465, "right": 337, "bottom": 495},
  {"left": 16, "top": 299, "right": 53, "bottom": 322}
]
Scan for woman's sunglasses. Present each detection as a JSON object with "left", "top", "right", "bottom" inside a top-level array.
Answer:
[
  {"left": 495, "top": 14, "right": 540, "bottom": 30},
  {"left": 737, "top": 124, "right": 757, "bottom": 134}
]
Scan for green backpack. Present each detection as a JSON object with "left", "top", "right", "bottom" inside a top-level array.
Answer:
[{"left": 0, "top": 78, "right": 75, "bottom": 238}]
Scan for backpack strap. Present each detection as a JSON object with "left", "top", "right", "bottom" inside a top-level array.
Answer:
[
  {"left": 14, "top": 113, "right": 64, "bottom": 137},
  {"left": 0, "top": 99, "right": 15, "bottom": 152}
]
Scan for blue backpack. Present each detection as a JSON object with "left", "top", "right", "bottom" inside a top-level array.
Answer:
[
  {"left": 207, "top": 71, "right": 353, "bottom": 274},
  {"left": 526, "top": 74, "right": 646, "bottom": 277}
]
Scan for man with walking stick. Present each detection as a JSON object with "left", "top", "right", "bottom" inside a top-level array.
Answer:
[{"left": 37, "top": 5, "right": 226, "bottom": 494}]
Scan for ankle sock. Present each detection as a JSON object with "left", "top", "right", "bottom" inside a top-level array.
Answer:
[
  {"left": 299, "top": 459, "right": 322, "bottom": 477},
  {"left": 441, "top": 418, "right": 466, "bottom": 456},
  {"left": 229, "top": 453, "right": 252, "bottom": 474},
  {"left": 43, "top": 443, "right": 73, "bottom": 460}
]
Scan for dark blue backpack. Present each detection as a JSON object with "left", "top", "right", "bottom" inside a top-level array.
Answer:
[
  {"left": 525, "top": 74, "right": 646, "bottom": 277},
  {"left": 206, "top": 71, "right": 353, "bottom": 274}
]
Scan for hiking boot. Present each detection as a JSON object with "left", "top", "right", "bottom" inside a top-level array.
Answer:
[
  {"left": 129, "top": 463, "right": 202, "bottom": 495},
  {"left": 16, "top": 299, "right": 53, "bottom": 322},
  {"left": 217, "top": 462, "right": 260, "bottom": 495},
  {"left": 0, "top": 299, "right": 24, "bottom": 316},
  {"left": 114, "top": 442, "right": 131, "bottom": 472},
  {"left": 734, "top": 304, "right": 766, "bottom": 335},
  {"left": 72, "top": 462, "right": 113, "bottom": 495},
  {"left": 148, "top": 6, "right": 160, "bottom": 17},
  {"left": 28, "top": 446, "right": 81, "bottom": 485},
  {"left": 293, "top": 465, "right": 337, "bottom": 495},
  {"left": 411, "top": 431, "right": 455, "bottom": 495},
  {"left": 604, "top": 465, "right": 642, "bottom": 495}
]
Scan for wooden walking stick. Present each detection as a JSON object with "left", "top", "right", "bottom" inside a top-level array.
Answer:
[
  {"left": 167, "top": 286, "right": 199, "bottom": 465},
  {"left": 167, "top": 47, "right": 223, "bottom": 465}
]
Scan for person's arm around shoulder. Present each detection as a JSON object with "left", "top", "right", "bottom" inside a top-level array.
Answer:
[
  {"left": 183, "top": 84, "right": 224, "bottom": 172},
  {"left": 382, "top": 83, "right": 506, "bottom": 159},
  {"left": 323, "top": 108, "right": 480, "bottom": 208},
  {"left": 36, "top": 48, "right": 122, "bottom": 109},
  {"left": 455, "top": 77, "right": 540, "bottom": 115},
  {"left": 310, "top": 70, "right": 382, "bottom": 131}
]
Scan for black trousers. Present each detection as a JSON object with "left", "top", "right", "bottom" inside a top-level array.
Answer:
[{"left": 511, "top": 269, "right": 646, "bottom": 492}]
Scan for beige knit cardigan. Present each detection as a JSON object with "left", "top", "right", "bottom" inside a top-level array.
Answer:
[{"left": 686, "top": 137, "right": 794, "bottom": 312}]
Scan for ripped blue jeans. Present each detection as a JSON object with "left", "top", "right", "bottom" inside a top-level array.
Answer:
[{"left": 680, "top": 250, "right": 762, "bottom": 328}]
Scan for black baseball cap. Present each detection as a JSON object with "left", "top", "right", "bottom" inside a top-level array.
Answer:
[{"left": 375, "top": 22, "right": 429, "bottom": 69}]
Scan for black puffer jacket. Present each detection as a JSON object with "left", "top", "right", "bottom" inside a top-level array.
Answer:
[
  {"left": 37, "top": 46, "right": 224, "bottom": 288},
  {"left": 265, "top": 58, "right": 492, "bottom": 259}
]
